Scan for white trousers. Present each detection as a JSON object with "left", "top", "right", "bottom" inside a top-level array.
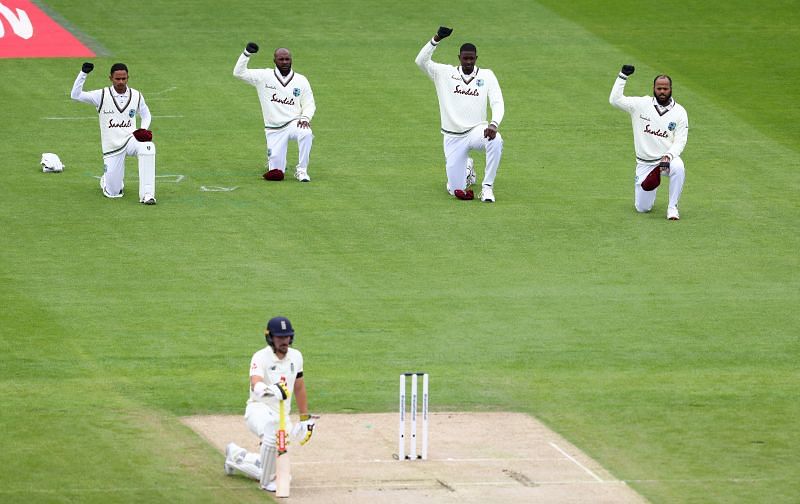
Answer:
[
  {"left": 443, "top": 127, "right": 503, "bottom": 191},
  {"left": 100, "top": 140, "right": 156, "bottom": 201},
  {"left": 265, "top": 122, "right": 313, "bottom": 173},
  {"left": 634, "top": 156, "right": 685, "bottom": 212}
]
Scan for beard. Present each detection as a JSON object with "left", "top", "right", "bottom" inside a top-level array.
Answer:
[{"left": 654, "top": 91, "right": 672, "bottom": 106}]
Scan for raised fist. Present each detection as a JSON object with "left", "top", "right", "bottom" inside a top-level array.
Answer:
[
  {"left": 621, "top": 64, "right": 635, "bottom": 76},
  {"left": 246, "top": 42, "right": 259, "bottom": 54},
  {"left": 82, "top": 62, "right": 94, "bottom": 74},
  {"left": 436, "top": 26, "right": 453, "bottom": 39}
]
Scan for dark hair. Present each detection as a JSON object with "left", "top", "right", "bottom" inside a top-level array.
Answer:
[
  {"left": 653, "top": 74, "right": 672, "bottom": 86},
  {"left": 109, "top": 63, "right": 129, "bottom": 75},
  {"left": 460, "top": 43, "right": 477, "bottom": 54}
]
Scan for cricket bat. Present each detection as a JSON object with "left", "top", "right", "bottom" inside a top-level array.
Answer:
[{"left": 275, "top": 395, "right": 290, "bottom": 498}]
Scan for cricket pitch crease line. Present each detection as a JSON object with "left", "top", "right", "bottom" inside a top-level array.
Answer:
[
  {"left": 549, "top": 441, "right": 604, "bottom": 482},
  {"left": 293, "top": 456, "right": 566, "bottom": 466},
  {"left": 286, "top": 479, "right": 625, "bottom": 490}
]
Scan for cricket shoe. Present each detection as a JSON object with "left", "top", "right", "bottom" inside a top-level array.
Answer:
[
  {"left": 100, "top": 175, "right": 124, "bottom": 198},
  {"left": 294, "top": 167, "right": 311, "bottom": 182},
  {"left": 263, "top": 169, "right": 285, "bottom": 181},
  {"left": 141, "top": 193, "right": 156, "bottom": 205},
  {"left": 479, "top": 184, "right": 495, "bottom": 203},
  {"left": 223, "top": 442, "right": 245, "bottom": 476},
  {"left": 667, "top": 207, "right": 680, "bottom": 220},
  {"left": 466, "top": 157, "right": 476, "bottom": 187},
  {"left": 262, "top": 481, "right": 277, "bottom": 492},
  {"left": 453, "top": 189, "right": 474, "bottom": 200}
]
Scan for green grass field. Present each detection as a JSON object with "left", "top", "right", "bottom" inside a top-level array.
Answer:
[{"left": 1, "top": 1, "right": 798, "bottom": 502}]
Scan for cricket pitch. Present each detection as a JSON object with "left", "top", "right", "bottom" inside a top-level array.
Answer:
[{"left": 182, "top": 412, "right": 647, "bottom": 503}]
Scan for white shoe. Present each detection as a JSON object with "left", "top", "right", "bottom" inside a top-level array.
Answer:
[
  {"left": 667, "top": 207, "right": 680, "bottom": 220},
  {"left": 466, "top": 157, "right": 476, "bottom": 187},
  {"left": 294, "top": 167, "right": 310, "bottom": 182},
  {"left": 479, "top": 184, "right": 495, "bottom": 203},
  {"left": 224, "top": 442, "right": 245, "bottom": 475},
  {"left": 223, "top": 460, "right": 235, "bottom": 476},
  {"left": 141, "top": 193, "right": 156, "bottom": 205},
  {"left": 100, "top": 175, "right": 124, "bottom": 198},
  {"left": 223, "top": 443, "right": 236, "bottom": 476},
  {"left": 262, "top": 481, "right": 276, "bottom": 492}
]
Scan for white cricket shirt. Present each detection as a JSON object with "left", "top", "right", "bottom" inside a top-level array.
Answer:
[
  {"left": 248, "top": 345, "right": 304, "bottom": 416},
  {"left": 609, "top": 74, "right": 689, "bottom": 162},
  {"left": 415, "top": 39, "right": 505, "bottom": 137},
  {"left": 233, "top": 53, "right": 316, "bottom": 130}
]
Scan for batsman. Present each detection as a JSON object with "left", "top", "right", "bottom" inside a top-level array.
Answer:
[{"left": 223, "top": 316, "right": 316, "bottom": 494}]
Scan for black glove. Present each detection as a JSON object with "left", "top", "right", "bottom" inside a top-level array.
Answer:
[
  {"left": 246, "top": 42, "right": 259, "bottom": 54},
  {"left": 621, "top": 64, "right": 635, "bottom": 76},
  {"left": 437, "top": 26, "right": 453, "bottom": 39},
  {"left": 82, "top": 62, "right": 94, "bottom": 74}
]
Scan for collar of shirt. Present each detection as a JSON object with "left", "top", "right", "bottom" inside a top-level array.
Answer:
[
  {"left": 459, "top": 66, "right": 478, "bottom": 80},
  {"left": 274, "top": 68, "right": 295, "bottom": 86},
  {"left": 652, "top": 97, "right": 675, "bottom": 114}
]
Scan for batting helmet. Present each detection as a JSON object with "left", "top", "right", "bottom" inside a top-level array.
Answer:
[{"left": 265, "top": 316, "right": 295, "bottom": 348}]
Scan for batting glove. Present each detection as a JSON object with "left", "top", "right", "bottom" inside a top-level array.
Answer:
[
  {"left": 621, "top": 64, "right": 635, "bottom": 76},
  {"left": 297, "top": 414, "right": 317, "bottom": 445},
  {"left": 245, "top": 42, "right": 259, "bottom": 55},
  {"left": 436, "top": 26, "right": 453, "bottom": 39},
  {"left": 82, "top": 62, "right": 94, "bottom": 74},
  {"left": 658, "top": 159, "right": 671, "bottom": 174},
  {"left": 269, "top": 382, "right": 289, "bottom": 400}
]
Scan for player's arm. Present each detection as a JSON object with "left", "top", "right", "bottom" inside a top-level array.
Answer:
[
  {"left": 293, "top": 375, "right": 309, "bottom": 416},
  {"left": 70, "top": 62, "right": 102, "bottom": 107},
  {"left": 666, "top": 113, "right": 689, "bottom": 160},
  {"left": 415, "top": 26, "right": 452, "bottom": 75},
  {"left": 292, "top": 374, "right": 316, "bottom": 445},
  {"left": 251, "top": 374, "right": 289, "bottom": 399},
  {"left": 485, "top": 72, "right": 505, "bottom": 140},
  {"left": 233, "top": 42, "right": 260, "bottom": 85},
  {"left": 138, "top": 95, "right": 152, "bottom": 130},
  {"left": 298, "top": 80, "right": 315, "bottom": 128},
  {"left": 609, "top": 64, "right": 637, "bottom": 113}
]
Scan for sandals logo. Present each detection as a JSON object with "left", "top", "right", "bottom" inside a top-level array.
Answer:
[{"left": 0, "top": 0, "right": 95, "bottom": 58}]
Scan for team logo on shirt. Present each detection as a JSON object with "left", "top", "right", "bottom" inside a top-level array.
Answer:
[
  {"left": 477, "top": 79, "right": 484, "bottom": 87},
  {"left": 668, "top": 122, "right": 676, "bottom": 131},
  {"left": 293, "top": 88, "right": 301, "bottom": 97},
  {"left": 128, "top": 109, "right": 135, "bottom": 118}
]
